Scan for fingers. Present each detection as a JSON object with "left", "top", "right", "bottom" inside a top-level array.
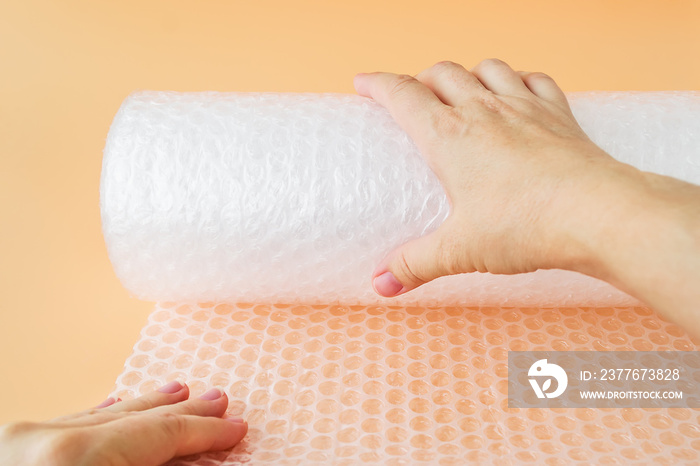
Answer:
[
  {"left": 470, "top": 58, "right": 532, "bottom": 97},
  {"left": 372, "top": 223, "right": 456, "bottom": 297},
  {"left": 50, "top": 382, "right": 227, "bottom": 428},
  {"left": 146, "top": 388, "right": 229, "bottom": 418},
  {"left": 353, "top": 72, "right": 446, "bottom": 148},
  {"left": 414, "top": 61, "right": 486, "bottom": 107},
  {"left": 518, "top": 71, "right": 573, "bottom": 114},
  {"left": 53, "top": 388, "right": 231, "bottom": 428},
  {"left": 95, "top": 412, "right": 247, "bottom": 465},
  {"left": 48, "top": 397, "right": 123, "bottom": 424},
  {"left": 104, "top": 380, "right": 189, "bottom": 413},
  {"left": 50, "top": 384, "right": 245, "bottom": 466},
  {"left": 353, "top": 61, "right": 570, "bottom": 148}
]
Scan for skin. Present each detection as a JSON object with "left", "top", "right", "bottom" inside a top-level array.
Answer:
[
  {"left": 2, "top": 59, "right": 698, "bottom": 464},
  {"left": 0, "top": 382, "right": 247, "bottom": 465},
  {"left": 359, "top": 59, "right": 700, "bottom": 338}
]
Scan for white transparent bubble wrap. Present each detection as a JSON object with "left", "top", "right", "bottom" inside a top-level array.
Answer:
[
  {"left": 104, "top": 92, "right": 700, "bottom": 465},
  {"left": 112, "top": 302, "right": 700, "bottom": 465},
  {"left": 101, "top": 91, "right": 700, "bottom": 307}
]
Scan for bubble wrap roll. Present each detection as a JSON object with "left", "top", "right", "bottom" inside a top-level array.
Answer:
[
  {"left": 101, "top": 91, "right": 700, "bottom": 307},
  {"left": 105, "top": 91, "right": 700, "bottom": 465}
]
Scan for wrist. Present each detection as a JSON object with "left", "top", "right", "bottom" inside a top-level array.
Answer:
[
  {"left": 559, "top": 162, "right": 700, "bottom": 311},
  {"left": 543, "top": 156, "right": 652, "bottom": 280}
]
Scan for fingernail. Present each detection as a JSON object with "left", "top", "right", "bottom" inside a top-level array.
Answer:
[
  {"left": 199, "top": 388, "right": 224, "bottom": 401},
  {"left": 95, "top": 397, "right": 116, "bottom": 408},
  {"left": 226, "top": 417, "right": 246, "bottom": 423},
  {"left": 353, "top": 74, "right": 368, "bottom": 93},
  {"left": 157, "top": 381, "right": 183, "bottom": 394},
  {"left": 373, "top": 271, "right": 405, "bottom": 297}
]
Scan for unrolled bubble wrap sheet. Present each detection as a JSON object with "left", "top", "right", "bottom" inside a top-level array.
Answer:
[{"left": 104, "top": 92, "right": 700, "bottom": 465}]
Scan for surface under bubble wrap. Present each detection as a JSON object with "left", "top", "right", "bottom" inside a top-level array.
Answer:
[
  {"left": 101, "top": 91, "right": 700, "bottom": 308},
  {"left": 112, "top": 302, "right": 700, "bottom": 465}
]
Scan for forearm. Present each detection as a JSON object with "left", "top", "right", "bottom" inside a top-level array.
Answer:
[{"left": 568, "top": 163, "right": 700, "bottom": 336}]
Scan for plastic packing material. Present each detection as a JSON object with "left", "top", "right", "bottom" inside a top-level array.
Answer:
[
  {"left": 115, "top": 302, "right": 699, "bottom": 466},
  {"left": 102, "top": 91, "right": 700, "bottom": 308},
  {"left": 104, "top": 91, "right": 700, "bottom": 465}
]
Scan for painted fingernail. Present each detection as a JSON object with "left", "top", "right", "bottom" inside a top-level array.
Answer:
[
  {"left": 226, "top": 417, "right": 246, "bottom": 423},
  {"left": 95, "top": 397, "right": 116, "bottom": 408},
  {"left": 199, "top": 388, "right": 224, "bottom": 401},
  {"left": 157, "top": 381, "right": 183, "bottom": 394},
  {"left": 353, "top": 74, "right": 369, "bottom": 93},
  {"left": 373, "top": 271, "right": 405, "bottom": 297}
]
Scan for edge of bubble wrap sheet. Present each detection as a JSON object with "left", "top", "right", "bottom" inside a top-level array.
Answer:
[{"left": 112, "top": 302, "right": 700, "bottom": 465}]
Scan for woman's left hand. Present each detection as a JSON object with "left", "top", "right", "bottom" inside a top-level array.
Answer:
[{"left": 0, "top": 381, "right": 247, "bottom": 465}]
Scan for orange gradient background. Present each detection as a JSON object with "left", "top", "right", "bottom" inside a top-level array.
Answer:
[{"left": 1, "top": 0, "right": 699, "bottom": 424}]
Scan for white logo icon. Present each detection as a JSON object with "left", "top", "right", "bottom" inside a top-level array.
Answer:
[{"left": 528, "top": 359, "right": 568, "bottom": 399}]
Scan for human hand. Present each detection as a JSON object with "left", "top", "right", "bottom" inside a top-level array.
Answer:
[
  {"left": 354, "top": 59, "right": 640, "bottom": 297},
  {"left": 0, "top": 381, "right": 247, "bottom": 466}
]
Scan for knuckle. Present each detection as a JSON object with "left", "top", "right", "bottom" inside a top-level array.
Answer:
[
  {"left": 474, "top": 93, "right": 508, "bottom": 113},
  {"left": 438, "top": 234, "right": 465, "bottom": 276},
  {"left": 528, "top": 71, "right": 553, "bottom": 81},
  {"left": 432, "top": 108, "right": 466, "bottom": 138},
  {"left": 386, "top": 74, "right": 417, "bottom": 99},
  {"left": 35, "top": 430, "right": 90, "bottom": 465},
  {"left": 132, "top": 395, "right": 158, "bottom": 411},
  {"left": 477, "top": 58, "right": 506, "bottom": 69},
  {"left": 175, "top": 402, "right": 198, "bottom": 416},
  {"left": 142, "top": 398, "right": 157, "bottom": 410},
  {"left": 0, "top": 421, "right": 35, "bottom": 439},
  {"left": 432, "top": 60, "right": 460, "bottom": 72},
  {"left": 157, "top": 412, "right": 187, "bottom": 439},
  {"left": 430, "top": 61, "right": 468, "bottom": 84},
  {"left": 395, "top": 250, "right": 423, "bottom": 287}
]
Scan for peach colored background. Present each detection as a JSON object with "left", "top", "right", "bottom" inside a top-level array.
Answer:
[{"left": 1, "top": 0, "right": 698, "bottom": 424}]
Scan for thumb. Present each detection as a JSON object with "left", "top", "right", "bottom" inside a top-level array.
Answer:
[{"left": 372, "top": 226, "right": 453, "bottom": 297}]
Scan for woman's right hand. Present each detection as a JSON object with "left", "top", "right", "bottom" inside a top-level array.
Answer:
[
  {"left": 355, "top": 59, "right": 631, "bottom": 296},
  {"left": 356, "top": 60, "right": 700, "bottom": 338}
]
